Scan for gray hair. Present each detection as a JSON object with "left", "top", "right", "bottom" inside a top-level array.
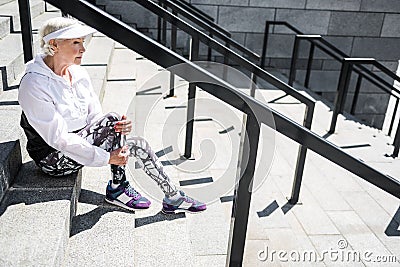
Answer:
[{"left": 39, "top": 17, "right": 78, "bottom": 56}]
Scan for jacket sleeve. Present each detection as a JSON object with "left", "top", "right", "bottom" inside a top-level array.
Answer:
[{"left": 18, "top": 74, "right": 110, "bottom": 167}]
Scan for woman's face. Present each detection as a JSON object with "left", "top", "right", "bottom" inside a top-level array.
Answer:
[{"left": 54, "top": 38, "right": 86, "bottom": 65}]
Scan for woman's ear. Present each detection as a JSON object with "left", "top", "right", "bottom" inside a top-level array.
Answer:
[{"left": 49, "top": 40, "right": 58, "bottom": 53}]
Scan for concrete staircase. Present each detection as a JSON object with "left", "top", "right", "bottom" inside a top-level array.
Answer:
[{"left": 0, "top": 2, "right": 399, "bottom": 266}]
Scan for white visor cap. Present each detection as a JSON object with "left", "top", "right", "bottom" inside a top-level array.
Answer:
[{"left": 43, "top": 23, "right": 97, "bottom": 43}]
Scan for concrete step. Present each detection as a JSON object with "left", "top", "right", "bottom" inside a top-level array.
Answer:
[
  {"left": 0, "top": 162, "right": 82, "bottom": 266},
  {"left": 0, "top": 0, "right": 14, "bottom": 7},
  {"left": 0, "top": 2, "right": 61, "bottom": 92},
  {"left": 65, "top": 167, "right": 137, "bottom": 266},
  {"left": 101, "top": 43, "right": 137, "bottom": 115},
  {"left": 0, "top": 140, "right": 21, "bottom": 203},
  {"left": 0, "top": 33, "right": 26, "bottom": 91},
  {"left": 81, "top": 33, "right": 115, "bottom": 102},
  {"left": 0, "top": 0, "right": 45, "bottom": 33},
  {"left": 0, "top": 16, "right": 10, "bottom": 39},
  {"left": 0, "top": 88, "right": 23, "bottom": 203}
]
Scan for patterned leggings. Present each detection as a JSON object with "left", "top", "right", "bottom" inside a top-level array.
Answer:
[{"left": 38, "top": 112, "right": 177, "bottom": 196}]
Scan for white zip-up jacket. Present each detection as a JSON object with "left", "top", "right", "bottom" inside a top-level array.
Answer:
[{"left": 18, "top": 54, "right": 110, "bottom": 166}]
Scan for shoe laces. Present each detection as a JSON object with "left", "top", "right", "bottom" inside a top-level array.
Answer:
[
  {"left": 181, "top": 192, "right": 196, "bottom": 204},
  {"left": 125, "top": 184, "right": 140, "bottom": 198}
]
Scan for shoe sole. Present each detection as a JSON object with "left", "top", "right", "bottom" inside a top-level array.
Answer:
[
  {"left": 161, "top": 208, "right": 206, "bottom": 215},
  {"left": 105, "top": 198, "right": 149, "bottom": 212}
]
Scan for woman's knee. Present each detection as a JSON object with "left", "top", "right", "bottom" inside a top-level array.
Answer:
[
  {"left": 127, "top": 136, "right": 150, "bottom": 149},
  {"left": 103, "top": 112, "right": 121, "bottom": 122}
]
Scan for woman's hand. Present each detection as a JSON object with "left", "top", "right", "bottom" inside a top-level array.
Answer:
[
  {"left": 108, "top": 146, "right": 129, "bottom": 165},
  {"left": 114, "top": 115, "right": 132, "bottom": 135}
]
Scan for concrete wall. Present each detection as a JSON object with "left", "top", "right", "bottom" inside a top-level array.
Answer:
[{"left": 98, "top": 0, "right": 400, "bottom": 129}]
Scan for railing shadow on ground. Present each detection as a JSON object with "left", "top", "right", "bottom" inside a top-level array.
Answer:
[
  {"left": 385, "top": 206, "right": 400, "bottom": 237},
  {"left": 256, "top": 200, "right": 295, "bottom": 218}
]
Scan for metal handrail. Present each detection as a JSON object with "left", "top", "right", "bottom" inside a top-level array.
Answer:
[
  {"left": 19, "top": 0, "right": 400, "bottom": 265},
  {"left": 132, "top": 0, "right": 314, "bottom": 107},
  {"left": 260, "top": 21, "right": 302, "bottom": 69},
  {"left": 171, "top": 0, "right": 214, "bottom": 23},
  {"left": 262, "top": 20, "right": 400, "bottom": 156},
  {"left": 328, "top": 58, "right": 400, "bottom": 157},
  {"left": 163, "top": 0, "right": 230, "bottom": 36},
  {"left": 262, "top": 22, "right": 398, "bottom": 94},
  {"left": 289, "top": 36, "right": 398, "bottom": 96},
  {"left": 157, "top": 0, "right": 259, "bottom": 62},
  {"left": 262, "top": 21, "right": 400, "bottom": 96}
]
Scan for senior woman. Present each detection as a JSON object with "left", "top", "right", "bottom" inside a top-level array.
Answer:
[{"left": 18, "top": 17, "right": 206, "bottom": 214}]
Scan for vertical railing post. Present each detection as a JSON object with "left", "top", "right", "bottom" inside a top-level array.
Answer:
[
  {"left": 157, "top": 0, "right": 162, "bottom": 43},
  {"left": 260, "top": 21, "right": 272, "bottom": 70},
  {"left": 304, "top": 42, "right": 315, "bottom": 88},
  {"left": 164, "top": 10, "right": 178, "bottom": 98},
  {"left": 288, "top": 35, "right": 300, "bottom": 86},
  {"left": 388, "top": 98, "right": 399, "bottom": 136},
  {"left": 392, "top": 116, "right": 400, "bottom": 158},
  {"left": 250, "top": 73, "right": 257, "bottom": 97},
  {"left": 170, "top": 10, "right": 177, "bottom": 50},
  {"left": 227, "top": 111, "right": 260, "bottom": 266},
  {"left": 350, "top": 73, "right": 363, "bottom": 115},
  {"left": 288, "top": 103, "right": 314, "bottom": 204},
  {"left": 222, "top": 42, "right": 230, "bottom": 81},
  {"left": 161, "top": 2, "right": 167, "bottom": 45},
  {"left": 250, "top": 72, "right": 258, "bottom": 97},
  {"left": 329, "top": 59, "right": 353, "bottom": 134},
  {"left": 207, "top": 32, "right": 212, "bottom": 62},
  {"left": 18, "top": 0, "right": 33, "bottom": 63},
  {"left": 184, "top": 35, "right": 199, "bottom": 158}
]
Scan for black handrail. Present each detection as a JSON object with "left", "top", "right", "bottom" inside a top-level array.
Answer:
[
  {"left": 157, "top": 0, "right": 226, "bottom": 59},
  {"left": 260, "top": 21, "right": 302, "bottom": 70},
  {"left": 19, "top": 0, "right": 400, "bottom": 265},
  {"left": 163, "top": 0, "right": 230, "bottom": 37},
  {"left": 131, "top": 0, "right": 314, "bottom": 107},
  {"left": 262, "top": 20, "right": 400, "bottom": 155},
  {"left": 328, "top": 58, "right": 400, "bottom": 158},
  {"left": 172, "top": 0, "right": 214, "bottom": 23},
  {"left": 262, "top": 21, "right": 397, "bottom": 95},
  {"left": 289, "top": 35, "right": 397, "bottom": 96},
  {"left": 157, "top": 0, "right": 259, "bottom": 62}
]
